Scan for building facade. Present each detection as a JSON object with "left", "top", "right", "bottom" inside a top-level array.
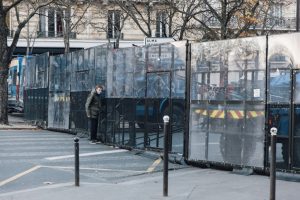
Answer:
[{"left": 5, "top": 0, "right": 298, "bottom": 55}]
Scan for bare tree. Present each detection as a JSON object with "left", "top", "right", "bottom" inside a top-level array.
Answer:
[
  {"left": 89, "top": 2, "right": 128, "bottom": 48},
  {"left": 113, "top": 0, "right": 157, "bottom": 37},
  {"left": 168, "top": 0, "right": 294, "bottom": 41},
  {"left": 251, "top": 0, "right": 294, "bottom": 36},
  {"left": 0, "top": 0, "right": 53, "bottom": 124},
  {"left": 189, "top": 0, "right": 261, "bottom": 40},
  {"left": 113, "top": 0, "right": 198, "bottom": 41},
  {"left": 13, "top": 3, "right": 40, "bottom": 55},
  {"left": 163, "top": 0, "right": 202, "bottom": 40}
]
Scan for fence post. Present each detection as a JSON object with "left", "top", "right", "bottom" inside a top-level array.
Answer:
[
  {"left": 163, "top": 115, "right": 170, "bottom": 197},
  {"left": 74, "top": 137, "right": 80, "bottom": 187},
  {"left": 270, "top": 127, "right": 277, "bottom": 200}
]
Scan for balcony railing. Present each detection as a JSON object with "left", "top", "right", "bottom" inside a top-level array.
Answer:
[
  {"left": 106, "top": 32, "right": 124, "bottom": 40},
  {"left": 266, "top": 17, "right": 296, "bottom": 29},
  {"left": 205, "top": 16, "right": 296, "bottom": 31},
  {"left": 37, "top": 31, "right": 77, "bottom": 39}
]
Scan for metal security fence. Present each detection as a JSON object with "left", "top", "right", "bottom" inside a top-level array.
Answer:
[
  {"left": 23, "top": 33, "right": 300, "bottom": 172},
  {"left": 25, "top": 53, "right": 49, "bottom": 89},
  {"left": 48, "top": 54, "right": 71, "bottom": 129},
  {"left": 105, "top": 41, "right": 187, "bottom": 153},
  {"left": 267, "top": 33, "right": 300, "bottom": 171},
  {"left": 188, "top": 37, "right": 266, "bottom": 168},
  {"left": 187, "top": 33, "right": 300, "bottom": 171},
  {"left": 24, "top": 53, "right": 49, "bottom": 124},
  {"left": 69, "top": 45, "right": 110, "bottom": 133},
  {"left": 23, "top": 88, "right": 48, "bottom": 123}
]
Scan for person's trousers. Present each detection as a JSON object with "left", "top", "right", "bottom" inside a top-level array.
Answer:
[{"left": 90, "top": 118, "right": 98, "bottom": 141}]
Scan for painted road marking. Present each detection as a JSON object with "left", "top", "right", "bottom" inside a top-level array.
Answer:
[
  {"left": 146, "top": 157, "right": 162, "bottom": 173},
  {"left": 44, "top": 149, "right": 128, "bottom": 160},
  {"left": 0, "top": 182, "right": 74, "bottom": 197},
  {"left": 0, "top": 163, "right": 145, "bottom": 188},
  {"left": 41, "top": 165, "right": 146, "bottom": 173},
  {"left": 0, "top": 165, "right": 41, "bottom": 187}
]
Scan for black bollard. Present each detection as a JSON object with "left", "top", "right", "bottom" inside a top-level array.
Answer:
[
  {"left": 270, "top": 127, "right": 277, "bottom": 200},
  {"left": 163, "top": 115, "right": 170, "bottom": 197},
  {"left": 74, "top": 137, "right": 80, "bottom": 187}
]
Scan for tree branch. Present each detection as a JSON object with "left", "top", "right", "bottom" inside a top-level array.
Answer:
[
  {"left": 6, "top": 0, "right": 54, "bottom": 64},
  {"left": 4, "top": 0, "right": 24, "bottom": 14},
  {"left": 70, "top": 0, "right": 93, "bottom": 30}
]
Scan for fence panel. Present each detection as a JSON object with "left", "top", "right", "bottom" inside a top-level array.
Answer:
[
  {"left": 189, "top": 37, "right": 266, "bottom": 167},
  {"left": 24, "top": 53, "right": 49, "bottom": 123},
  {"left": 23, "top": 33, "right": 300, "bottom": 171},
  {"left": 105, "top": 41, "right": 186, "bottom": 153},
  {"left": 267, "top": 33, "right": 300, "bottom": 170},
  {"left": 48, "top": 54, "right": 71, "bottom": 129},
  {"left": 69, "top": 45, "right": 110, "bottom": 134}
]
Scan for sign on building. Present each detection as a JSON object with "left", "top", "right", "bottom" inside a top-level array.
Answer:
[{"left": 144, "top": 37, "right": 174, "bottom": 46}]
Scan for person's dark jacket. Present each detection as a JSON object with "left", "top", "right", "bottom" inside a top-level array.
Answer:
[{"left": 85, "top": 90, "right": 103, "bottom": 119}]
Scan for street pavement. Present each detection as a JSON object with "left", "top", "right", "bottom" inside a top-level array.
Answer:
[
  {"left": 0, "top": 113, "right": 37, "bottom": 130},
  {"left": 0, "top": 116, "right": 300, "bottom": 199}
]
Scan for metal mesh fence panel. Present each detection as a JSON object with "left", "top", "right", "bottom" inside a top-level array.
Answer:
[
  {"left": 189, "top": 37, "right": 266, "bottom": 167},
  {"left": 48, "top": 92, "right": 70, "bottom": 129},
  {"left": 107, "top": 48, "right": 127, "bottom": 97},
  {"left": 95, "top": 45, "right": 109, "bottom": 86},
  {"left": 48, "top": 54, "right": 71, "bottom": 129},
  {"left": 36, "top": 53, "right": 49, "bottom": 88},
  {"left": 106, "top": 41, "right": 186, "bottom": 153},
  {"left": 69, "top": 91, "right": 89, "bottom": 132},
  {"left": 267, "top": 33, "right": 300, "bottom": 170},
  {"left": 25, "top": 56, "right": 36, "bottom": 89},
  {"left": 22, "top": 33, "right": 300, "bottom": 170},
  {"left": 24, "top": 53, "right": 49, "bottom": 89},
  {"left": 24, "top": 53, "right": 49, "bottom": 123},
  {"left": 70, "top": 49, "right": 95, "bottom": 92},
  {"left": 69, "top": 45, "right": 111, "bottom": 134}
]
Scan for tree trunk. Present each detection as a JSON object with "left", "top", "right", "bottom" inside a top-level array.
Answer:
[
  {"left": 63, "top": 30, "right": 70, "bottom": 54},
  {"left": 0, "top": 9, "right": 9, "bottom": 124},
  {"left": 0, "top": 69, "right": 8, "bottom": 124},
  {"left": 0, "top": 0, "right": 54, "bottom": 124},
  {"left": 63, "top": 6, "right": 71, "bottom": 54},
  {"left": 26, "top": 20, "right": 30, "bottom": 55}
]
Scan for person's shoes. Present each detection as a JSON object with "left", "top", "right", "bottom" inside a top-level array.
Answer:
[{"left": 89, "top": 139, "right": 103, "bottom": 144}]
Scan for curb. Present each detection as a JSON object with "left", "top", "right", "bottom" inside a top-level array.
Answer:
[
  {"left": 132, "top": 149, "right": 187, "bottom": 165},
  {"left": 0, "top": 125, "right": 39, "bottom": 130}
]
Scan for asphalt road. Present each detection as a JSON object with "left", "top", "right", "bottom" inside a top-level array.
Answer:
[
  {"left": 1, "top": 130, "right": 300, "bottom": 200},
  {"left": 0, "top": 130, "right": 185, "bottom": 194}
]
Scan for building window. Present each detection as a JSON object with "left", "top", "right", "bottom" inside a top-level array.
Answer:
[
  {"left": 39, "top": 8, "right": 64, "bottom": 37},
  {"left": 269, "top": 3, "right": 283, "bottom": 26},
  {"left": 156, "top": 12, "right": 167, "bottom": 38},
  {"left": 108, "top": 10, "right": 120, "bottom": 39}
]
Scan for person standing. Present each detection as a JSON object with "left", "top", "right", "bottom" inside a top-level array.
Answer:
[{"left": 85, "top": 85, "right": 104, "bottom": 144}]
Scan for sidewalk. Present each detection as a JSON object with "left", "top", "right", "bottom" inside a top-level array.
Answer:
[
  {"left": 0, "top": 114, "right": 37, "bottom": 130},
  {"left": 0, "top": 167, "right": 299, "bottom": 200},
  {"left": 1, "top": 117, "right": 299, "bottom": 199}
]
